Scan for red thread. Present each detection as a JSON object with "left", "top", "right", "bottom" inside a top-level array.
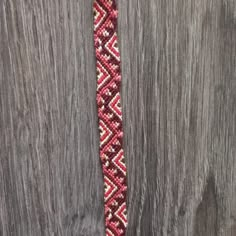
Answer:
[{"left": 93, "top": 0, "right": 128, "bottom": 235}]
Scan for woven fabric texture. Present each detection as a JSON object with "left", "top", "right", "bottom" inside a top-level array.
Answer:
[{"left": 93, "top": 0, "right": 128, "bottom": 235}]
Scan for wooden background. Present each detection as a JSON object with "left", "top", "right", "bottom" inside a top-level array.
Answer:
[{"left": 0, "top": 0, "right": 236, "bottom": 235}]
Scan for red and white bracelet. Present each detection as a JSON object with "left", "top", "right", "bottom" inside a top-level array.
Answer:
[{"left": 93, "top": 0, "right": 128, "bottom": 235}]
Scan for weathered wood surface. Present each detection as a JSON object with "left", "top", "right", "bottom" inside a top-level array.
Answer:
[{"left": 0, "top": 0, "right": 236, "bottom": 235}]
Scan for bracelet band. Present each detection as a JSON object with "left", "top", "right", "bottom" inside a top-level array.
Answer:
[{"left": 93, "top": 1, "right": 128, "bottom": 235}]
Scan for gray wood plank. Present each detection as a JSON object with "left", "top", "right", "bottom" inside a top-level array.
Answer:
[
  {"left": 0, "top": 0, "right": 104, "bottom": 235},
  {"left": 0, "top": 0, "right": 235, "bottom": 235},
  {"left": 119, "top": 0, "right": 236, "bottom": 235}
]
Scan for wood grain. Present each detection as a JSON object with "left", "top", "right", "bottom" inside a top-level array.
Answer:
[{"left": 0, "top": 0, "right": 235, "bottom": 235}]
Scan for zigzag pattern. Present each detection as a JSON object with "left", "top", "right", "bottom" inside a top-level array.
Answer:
[{"left": 93, "top": 0, "right": 128, "bottom": 235}]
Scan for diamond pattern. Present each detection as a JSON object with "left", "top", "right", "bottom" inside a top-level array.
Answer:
[
  {"left": 109, "top": 92, "right": 122, "bottom": 120},
  {"left": 105, "top": 32, "right": 120, "bottom": 61},
  {"left": 97, "top": 61, "right": 111, "bottom": 90},
  {"left": 104, "top": 176, "right": 118, "bottom": 201}
]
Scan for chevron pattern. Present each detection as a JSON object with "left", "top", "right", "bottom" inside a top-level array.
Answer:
[{"left": 93, "top": 0, "right": 128, "bottom": 235}]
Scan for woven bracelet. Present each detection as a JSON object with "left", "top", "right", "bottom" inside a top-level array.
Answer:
[{"left": 93, "top": 0, "right": 128, "bottom": 235}]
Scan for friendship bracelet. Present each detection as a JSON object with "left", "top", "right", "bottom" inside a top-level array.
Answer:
[{"left": 93, "top": 0, "right": 128, "bottom": 235}]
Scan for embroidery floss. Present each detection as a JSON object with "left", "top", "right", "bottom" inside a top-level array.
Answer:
[{"left": 93, "top": 0, "right": 128, "bottom": 235}]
